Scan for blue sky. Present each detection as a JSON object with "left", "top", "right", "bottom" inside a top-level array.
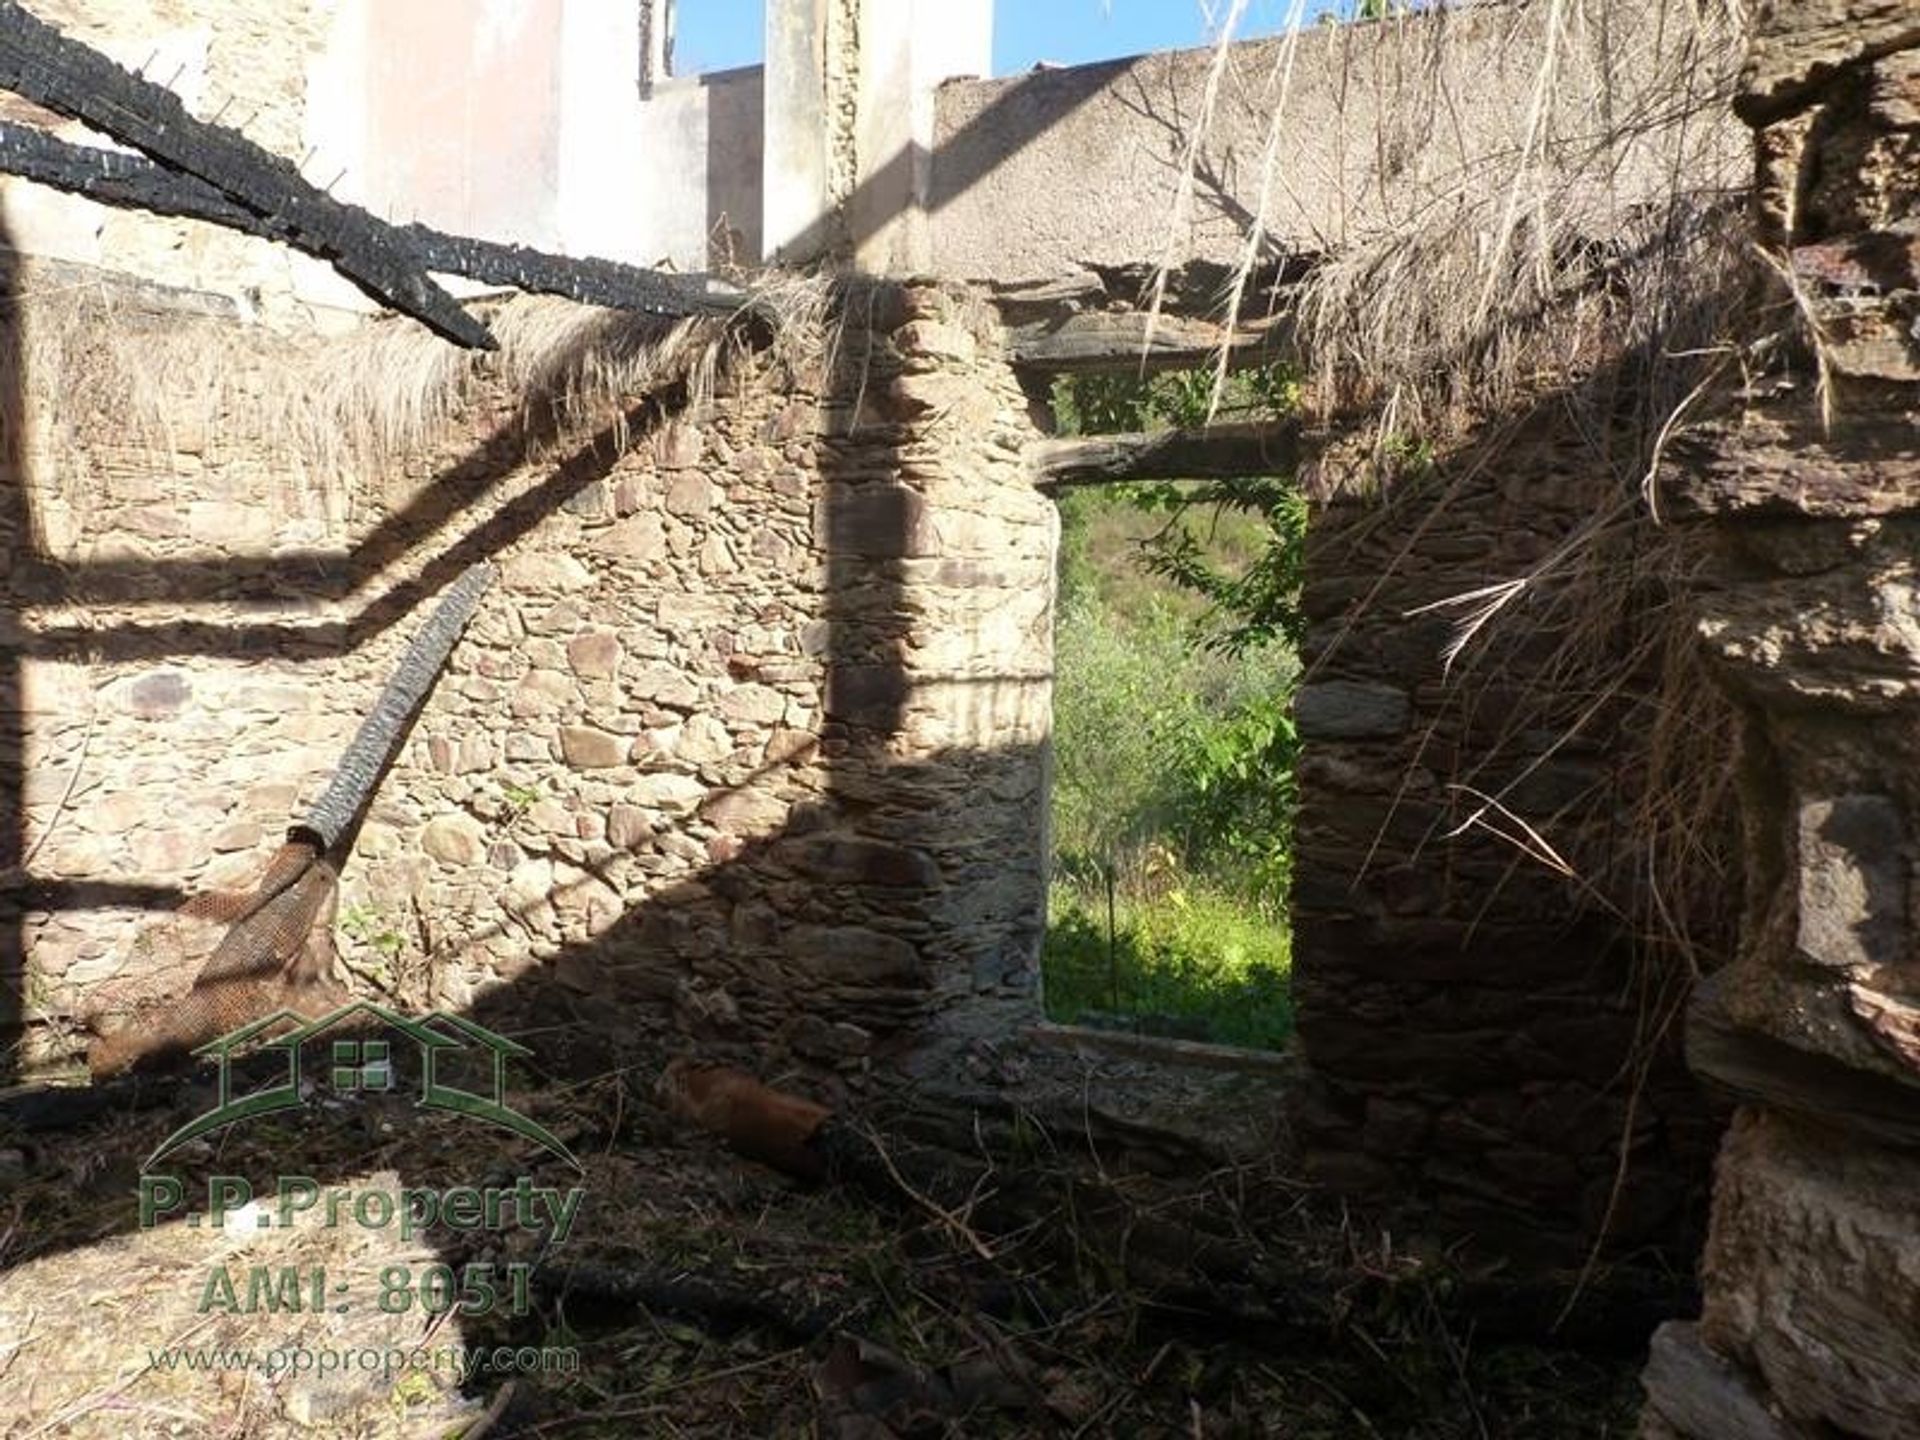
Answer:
[{"left": 673, "top": 2, "right": 1337, "bottom": 80}]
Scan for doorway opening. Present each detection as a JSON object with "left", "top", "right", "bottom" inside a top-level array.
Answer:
[{"left": 1038, "top": 365, "right": 1303, "bottom": 1052}]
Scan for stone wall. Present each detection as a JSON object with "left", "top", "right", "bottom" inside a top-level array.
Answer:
[
  {"left": 0, "top": 275, "right": 1055, "bottom": 1084},
  {"left": 1640, "top": 4, "right": 1920, "bottom": 1433},
  {"left": 928, "top": 0, "right": 1741, "bottom": 292},
  {"left": 1289, "top": 421, "right": 1730, "bottom": 1267}
]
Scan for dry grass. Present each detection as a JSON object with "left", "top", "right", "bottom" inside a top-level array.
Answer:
[
  {"left": 1189, "top": 0, "right": 1751, "bottom": 443},
  {"left": 7, "top": 267, "right": 829, "bottom": 529},
  {"left": 1161, "top": 0, "right": 1755, "bottom": 953},
  {"left": 0, "top": 1046, "right": 1654, "bottom": 1438}
]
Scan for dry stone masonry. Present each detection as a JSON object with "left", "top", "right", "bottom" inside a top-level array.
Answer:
[
  {"left": 1640, "top": 3, "right": 1920, "bottom": 1435},
  {"left": 0, "top": 277, "right": 1054, "bottom": 1084},
  {"left": 1288, "top": 420, "right": 1727, "bottom": 1270},
  {"left": 5, "top": 5, "right": 1918, "bottom": 1427}
]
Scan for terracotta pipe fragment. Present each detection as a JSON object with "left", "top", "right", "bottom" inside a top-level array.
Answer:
[{"left": 656, "top": 1059, "right": 832, "bottom": 1180}]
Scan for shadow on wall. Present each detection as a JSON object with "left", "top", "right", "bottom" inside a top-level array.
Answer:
[
  {"left": 2, "top": 220, "right": 21, "bottom": 1066},
  {"left": 0, "top": 275, "right": 1052, "bottom": 1282},
  {"left": 1285, "top": 329, "right": 1748, "bottom": 1269},
  {"left": 704, "top": 65, "right": 766, "bottom": 268}
]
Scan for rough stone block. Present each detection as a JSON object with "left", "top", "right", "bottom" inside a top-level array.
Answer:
[
  {"left": 1699, "top": 1113, "right": 1920, "bottom": 1438},
  {"left": 559, "top": 726, "right": 629, "bottom": 770},
  {"left": 785, "top": 925, "right": 924, "bottom": 984},
  {"left": 1294, "top": 680, "right": 1410, "bottom": 738},
  {"left": 1796, "top": 794, "right": 1906, "bottom": 972},
  {"left": 676, "top": 713, "right": 736, "bottom": 764},
  {"left": 895, "top": 321, "right": 977, "bottom": 364},
  {"left": 420, "top": 814, "right": 487, "bottom": 866},
  {"left": 129, "top": 828, "right": 201, "bottom": 874},
  {"left": 1640, "top": 1322, "right": 1800, "bottom": 1440},
  {"left": 1741, "top": 0, "right": 1920, "bottom": 122},
  {"left": 700, "top": 787, "right": 789, "bottom": 833},
  {"left": 628, "top": 664, "right": 703, "bottom": 710},
  {"left": 821, "top": 485, "right": 935, "bottom": 558},
  {"left": 563, "top": 480, "right": 611, "bottom": 519},
  {"left": 600, "top": 512, "right": 666, "bottom": 561},
  {"left": 118, "top": 670, "right": 192, "bottom": 720},
  {"left": 606, "top": 804, "right": 653, "bottom": 850},
  {"left": 780, "top": 835, "right": 940, "bottom": 888},
  {"left": 504, "top": 858, "right": 554, "bottom": 912},
  {"left": 512, "top": 668, "right": 576, "bottom": 717},
  {"left": 209, "top": 819, "right": 263, "bottom": 853},
  {"left": 654, "top": 420, "right": 704, "bottom": 468},
  {"left": 630, "top": 772, "right": 707, "bottom": 813},
  {"left": 789, "top": 1013, "right": 874, "bottom": 1061},
  {"left": 718, "top": 683, "right": 786, "bottom": 726},
  {"left": 504, "top": 551, "right": 594, "bottom": 592},
  {"left": 825, "top": 664, "right": 908, "bottom": 729},
  {"left": 665, "top": 471, "right": 719, "bottom": 517},
  {"left": 566, "top": 631, "right": 622, "bottom": 679},
  {"left": 1870, "top": 49, "right": 1920, "bottom": 128}
]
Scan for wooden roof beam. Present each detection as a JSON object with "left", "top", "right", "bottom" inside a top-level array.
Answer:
[
  {"left": 0, "top": 119, "right": 743, "bottom": 321},
  {"left": 0, "top": 1, "right": 493, "bottom": 347},
  {"left": 1027, "top": 420, "right": 1301, "bottom": 489}
]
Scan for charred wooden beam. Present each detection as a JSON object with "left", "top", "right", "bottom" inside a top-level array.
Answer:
[
  {"left": 301, "top": 562, "right": 494, "bottom": 849},
  {"left": 396, "top": 224, "right": 743, "bottom": 319},
  {"left": 532, "top": 1261, "right": 846, "bottom": 1341},
  {"left": 0, "top": 116, "right": 257, "bottom": 228},
  {"left": 1027, "top": 421, "right": 1300, "bottom": 489},
  {"left": 0, "top": 119, "right": 743, "bottom": 320},
  {"left": 0, "top": 2, "right": 492, "bottom": 348},
  {"left": 1003, "top": 311, "right": 1289, "bottom": 374},
  {"left": 83, "top": 566, "right": 494, "bottom": 1082}
]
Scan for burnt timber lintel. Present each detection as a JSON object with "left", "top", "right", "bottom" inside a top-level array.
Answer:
[
  {"left": 1027, "top": 421, "right": 1300, "bottom": 488},
  {"left": 0, "top": 120, "right": 742, "bottom": 322},
  {"left": 0, "top": 1, "right": 492, "bottom": 347}
]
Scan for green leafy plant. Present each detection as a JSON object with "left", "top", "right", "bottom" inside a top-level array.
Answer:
[
  {"left": 1055, "top": 362, "right": 1309, "bottom": 654},
  {"left": 340, "top": 902, "right": 405, "bottom": 960},
  {"left": 1169, "top": 690, "right": 1299, "bottom": 904},
  {"left": 500, "top": 781, "right": 541, "bottom": 814},
  {"left": 1041, "top": 885, "right": 1293, "bottom": 1051}
]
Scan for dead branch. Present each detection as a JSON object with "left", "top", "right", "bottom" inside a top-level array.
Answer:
[{"left": 531, "top": 1261, "right": 847, "bottom": 1341}]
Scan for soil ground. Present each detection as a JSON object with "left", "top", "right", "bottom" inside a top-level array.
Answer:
[{"left": 0, "top": 1031, "right": 1653, "bottom": 1438}]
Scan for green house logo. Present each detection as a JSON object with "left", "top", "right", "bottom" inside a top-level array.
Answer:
[{"left": 143, "top": 1001, "right": 580, "bottom": 1172}]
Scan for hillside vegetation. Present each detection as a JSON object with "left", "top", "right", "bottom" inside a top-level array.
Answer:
[{"left": 1042, "top": 369, "right": 1304, "bottom": 1050}]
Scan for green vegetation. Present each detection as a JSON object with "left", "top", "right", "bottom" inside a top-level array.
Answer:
[
  {"left": 1043, "top": 883, "right": 1294, "bottom": 1050},
  {"left": 1042, "top": 366, "right": 1306, "bottom": 1050},
  {"left": 340, "top": 901, "right": 406, "bottom": 960}
]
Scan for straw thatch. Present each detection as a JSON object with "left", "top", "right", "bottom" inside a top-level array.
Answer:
[{"left": 2, "top": 266, "right": 830, "bottom": 528}]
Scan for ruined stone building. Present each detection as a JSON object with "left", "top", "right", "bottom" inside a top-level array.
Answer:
[{"left": 0, "top": 0, "right": 1914, "bottom": 1434}]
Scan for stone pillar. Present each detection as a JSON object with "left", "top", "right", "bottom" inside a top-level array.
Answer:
[
  {"left": 762, "top": 0, "right": 991, "bottom": 268},
  {"left": 762, "top": 0, "right": 839, "bottom": 263},
  {"left": 1640, "top": 5, "right": 1920, "bottom": 1435}
]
